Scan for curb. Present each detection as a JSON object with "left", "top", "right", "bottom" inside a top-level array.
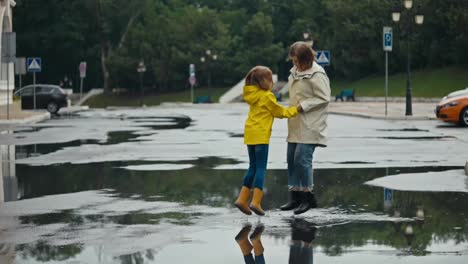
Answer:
[
  {"left": 59, "top": 106, "right": 90, "bottom": 115},
  {"left": 328, "top": 111, "right": 436, "bottom": 121}
]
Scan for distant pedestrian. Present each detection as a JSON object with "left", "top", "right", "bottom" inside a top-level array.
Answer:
[
  {"left": 280, "top": 41, "right": 331, "bottom": 215},
  {"left": 234, "top": 66, "right": 301, "bottom": 216}
]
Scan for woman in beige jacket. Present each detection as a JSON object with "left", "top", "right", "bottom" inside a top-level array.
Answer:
[{"left": 280, "top": 42, "right": 331, "bottom": 215}]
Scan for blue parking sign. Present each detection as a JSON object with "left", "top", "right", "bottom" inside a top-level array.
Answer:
[{"left": 383, "top": 27, "right": 392, "bottom": 52}]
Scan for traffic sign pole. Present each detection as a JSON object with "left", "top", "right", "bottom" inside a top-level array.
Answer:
[
  {"left": 383, "top": 27, "right": 393, "bottom": 117},
  {"left": 33, "top": 72, "right": 36, "bottom": 110},
  {"left": 385, "top": 51, "right": 389, "bottom": 117},
  {"left": 6, "top": 57, "right": 9, "bottom": 119},
  {"left": 80, "top": 78, "right": 84, "bottom": 100},
  {"left": 189, "top": 64, "right": 196, "bottom": 103},
  {"left": 191, "top": 84, "right": 194, "bottom": 104},
  {"left": 27, "top": 57, "right": 42, "bottom": 110},
  {"left": 79, "top": 62, "right": 87, "bottom": 100}
]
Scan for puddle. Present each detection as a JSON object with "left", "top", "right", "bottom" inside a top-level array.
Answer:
[
  {"left": 2, "top": 155, "right": 468, "bottom": 263},
  {"left": 131, "top": 116, "right": 192, "bottom": 130},
  {"left": 382, "top": 136, "right": 456, "bottom": 140},
  {"left": 377, "top": 128, "right": 430, "bottom": 132}
]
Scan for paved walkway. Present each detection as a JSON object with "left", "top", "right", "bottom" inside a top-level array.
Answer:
[
  {"left": 328, "top": 101, "right": 437, "bottom": 120},
  {"left": 0, "top": 102, "right": 50, "bottom": 125}
]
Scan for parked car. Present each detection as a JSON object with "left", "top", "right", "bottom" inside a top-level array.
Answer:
[
  {"left": 435, "top": 88, "right": 468, "bottom": 126},
  {"left": 13, "top": 84, "right": 69, "bottom": 113}
]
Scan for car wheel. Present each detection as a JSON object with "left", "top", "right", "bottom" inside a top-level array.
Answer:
[
  {"left": 460, "top": 107, "right": 468, "bottom": 127},
  {"left": 47, "top": 102, "right": 58, "bottom": 113}
]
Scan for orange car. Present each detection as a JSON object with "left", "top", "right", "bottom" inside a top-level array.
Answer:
[{"left": 435, "top": 88, "right": 468, "bottom": 126}]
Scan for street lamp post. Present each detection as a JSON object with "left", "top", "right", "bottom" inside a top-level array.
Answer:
[
  {"left": 137, "top": 61, "right": 146, "bottom": 106},
  {"left": 200, "top": 49, "right": 217, "bottom": 88},
  {"left": 302, "top": 30, "right": 314, "bottom": 48},
  {"left": 392, "top": 0, "right": 424, "bottom": 116}
]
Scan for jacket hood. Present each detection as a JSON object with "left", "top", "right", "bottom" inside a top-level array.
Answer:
[
  {"left": 243, "top": 85, "right": 265, "bottom": 105},
  {"left": 290, "top": 61, "right": 326, "bottom": 80}
]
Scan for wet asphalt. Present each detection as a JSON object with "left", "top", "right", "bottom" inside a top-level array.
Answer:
[{"left": 1, "top": 104, "right": 468, "bottom": 264}]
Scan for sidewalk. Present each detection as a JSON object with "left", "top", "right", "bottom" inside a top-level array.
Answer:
[
  {"left": 328, "top": 101, "right": 437, "bottom": 120},
  {"left": 0, "top": 103, "right": 89, "bottom": 131},
  {"left": 0, "top": 102, "right": 50, "bottom": 126}
]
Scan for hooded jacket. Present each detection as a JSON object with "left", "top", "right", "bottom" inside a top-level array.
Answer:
[
  {"left": 243, "top": 85, "right": 298, "bottom": 145},
  {"left": 287, "top": 62, "right": 331, "bottom": 146}
]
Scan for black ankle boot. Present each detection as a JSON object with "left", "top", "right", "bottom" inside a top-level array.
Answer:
[
  {"left": 294, "top": 192, "right": 317, "bottom": 215},
  {"left": 280, "top": 191, "right": 301, "bottom": 211}
]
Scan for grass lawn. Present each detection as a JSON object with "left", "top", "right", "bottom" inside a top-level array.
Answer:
[
  {"left": 86, "top": 87, "right": 229, "bottom": 108},
  {"left": 331, "top": 67, "right": 468, "bottom": 98}
]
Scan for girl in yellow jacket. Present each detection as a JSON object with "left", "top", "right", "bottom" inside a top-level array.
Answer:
[{"left": 235, "top": 66, "right": 301, "bottom": 216}]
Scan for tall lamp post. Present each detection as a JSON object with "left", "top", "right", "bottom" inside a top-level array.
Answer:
[
  {"left": 392, "top": 0, "right": 424, "bottom": 116},
  {"left": 200, "top": 49, "right": 218, "bottom": 88},
  {"left": 137, "top": 61, "right": 146, "bottom": 106},
  {"left": 303, "top": 30, "right": 314, "bottom": 48}
]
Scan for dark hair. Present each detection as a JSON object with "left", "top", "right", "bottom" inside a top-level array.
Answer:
[
  {"left": 244, "top": 66, "right": 273, "bottom": 90},
  {"left": 288, "top": 41, "right": 316, "bottom": 71}
]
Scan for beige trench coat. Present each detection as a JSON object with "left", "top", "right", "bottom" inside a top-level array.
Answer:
[{"left": 287, "top": 62, "right": 331, "bottom": 146}]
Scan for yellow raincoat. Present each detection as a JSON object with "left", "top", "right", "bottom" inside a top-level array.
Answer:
[{"left": 243, "top": 85, "right": 298, "bottom": 145}]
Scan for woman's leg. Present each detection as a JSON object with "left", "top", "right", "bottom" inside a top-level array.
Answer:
[
  {"left": 293, "top": 144, "right": 318, "bottom": 215},
  {"left": 287, "top": 143, "right": 301, "bottom": 190},
  {"left": 295, "top": 144, "right": 316, "bottom": 191},
  {"left": 242, "top": 145, "right": 257, "bottom": 188},
  {"left": 280, "top": 143, "right": 302, "bottom": 211}
]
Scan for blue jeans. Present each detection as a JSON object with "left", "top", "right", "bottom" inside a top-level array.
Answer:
[
  {"left": 244, "top": 254, "right": 266, "bottom": 264},
  {"left": 287, "top": 143, "right": 316, "bottom": 190},
  {"left": 289, "top": 243, "right": 313, "bottom": 264},
  {"left": 242, "top": 144, "right": 269, "bottom": 190}
]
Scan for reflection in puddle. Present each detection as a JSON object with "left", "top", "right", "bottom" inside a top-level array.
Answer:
[{"left": 2, "top": 143, "right": 468, "bottom": 262}]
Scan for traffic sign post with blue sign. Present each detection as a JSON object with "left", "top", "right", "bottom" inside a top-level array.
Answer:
[
  {"left": 189, "top": 64, "right": 196, "bottom": 103},
  {"left": 383, "top": 27, "right": 393, "bottom": 117},
  {"left": 316, "top": 50, "right": 331, "bottom": 66},
  {"left": 384, "top": 188, "right": 394, "bottom": 210},
  {"left": 27, "top": 57, "right": 42, "bottom": 109},
  {"left": 27, "top": 57, "right": 41, "bottom": 72},
  {"left": 383, "top": 27, "right": 393, "bottom": 52}
]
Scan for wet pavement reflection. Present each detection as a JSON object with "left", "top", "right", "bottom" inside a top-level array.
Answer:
[
  {"left": 1, "top": 113, "right": 468, "bottom": 263},
  {"left": 1, "top": 152, "right": 467, "bottom": 263}
]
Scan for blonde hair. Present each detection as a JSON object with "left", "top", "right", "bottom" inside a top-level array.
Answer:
[
  {"left": 288, "top": 41, "right": 316, "bottom": 71},
  {"left": 244, "top": 66, "right": 273, "bottom": 90}
]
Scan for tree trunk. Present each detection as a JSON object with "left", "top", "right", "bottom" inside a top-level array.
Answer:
[
  {"left": 100, "top": 51, "right": 110, "bottom": 94},
  {"left": 95, "top": 0, "right": 111, "bottom": 94}
]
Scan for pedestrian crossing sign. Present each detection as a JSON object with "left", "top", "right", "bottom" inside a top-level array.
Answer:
[
  {"left": 316, "top": 50, "right": 330, "bottom": 66},
  {"left": 27, "top": 57, "right": 42, "bottom": 72}
]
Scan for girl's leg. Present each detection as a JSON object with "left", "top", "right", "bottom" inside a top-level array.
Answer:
[
  {"left": 235, "top": 145, "right": 256, "bottom": 215},
  {"left": 254, "top": 255, "right": 265, "bottom": 264},
  {"left": 250, "top": 144, "right": 268, "bottom": 216},
  {"left": 242, "top": 145, "right": 257, "bottom": 188},
  {"left": 253, "top": 144, "right": 269, "bottom": 190}
]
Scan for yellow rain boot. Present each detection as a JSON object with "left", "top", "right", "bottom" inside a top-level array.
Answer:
[
  {"left": 249, "top": 188, "right": 265, "bottom": 216},
  {"left": 235, "top": 224, "right": 253, "bottom": 256},
  {"left": 235, "top": 186, "right": 252, "bottom": 215},
  {"left": 250, "top": 224, "right": 265, "bottom": 256}
]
